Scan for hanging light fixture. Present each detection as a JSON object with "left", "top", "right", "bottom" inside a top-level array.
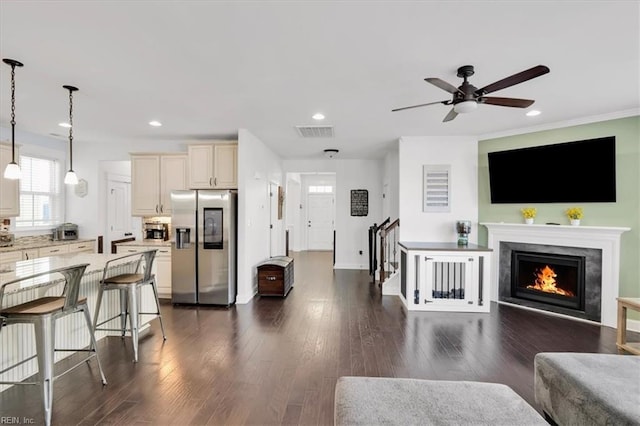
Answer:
[
  {"left": 3, "top": 58, "right": 24, "bottom": 180},
  {"left": 63, "top": 85, "right": 79, "bottom": 185}
]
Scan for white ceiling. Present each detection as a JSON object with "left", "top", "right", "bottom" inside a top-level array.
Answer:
[{"left": 0, "top": 1, "right": 638, "bottom": 160}]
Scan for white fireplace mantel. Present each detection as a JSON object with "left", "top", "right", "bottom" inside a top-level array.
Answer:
[{"left": 481, "top": 222, "right": 631, "bottom": 328}]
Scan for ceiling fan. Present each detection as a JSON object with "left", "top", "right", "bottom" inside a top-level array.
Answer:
[{"left": 392, "top": 65, "right": 550, "bottom": 122}]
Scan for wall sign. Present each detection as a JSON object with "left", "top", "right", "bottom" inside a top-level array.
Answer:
[{"left": 350, "top": 189, "right": 368, "bottom": 216}]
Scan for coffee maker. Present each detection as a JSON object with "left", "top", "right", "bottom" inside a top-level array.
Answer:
[{"left": 143, "top": 222, "right": 169, "bottom": 241}]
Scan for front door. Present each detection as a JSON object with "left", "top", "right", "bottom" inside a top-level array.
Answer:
[{"left": 307, "top": 193, "right": 334, "bottom": 250}]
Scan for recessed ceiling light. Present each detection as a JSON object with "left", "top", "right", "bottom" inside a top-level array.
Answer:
[
  {"left": 149, "top": 120, "right": 162, "bottom": 127},
  {"left": 526, "top": 110, "right": 541, "bottom": 117},
  {"left": 312, "top": 113, "right": 325, "bottom": 120},
  {"left": 58, "top": 122, "right": 71, "bottom": 128}
]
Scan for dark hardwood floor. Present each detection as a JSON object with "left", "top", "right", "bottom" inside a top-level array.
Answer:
[{"left": 0, "top": 250, "right": 632, "bottom": 425}]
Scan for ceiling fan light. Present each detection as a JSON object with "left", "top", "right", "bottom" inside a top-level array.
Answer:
[
  {"left": 4, "top": 162, "right": 21, "bottom": 180},
  {"left": 454, "top": 100, "right": 478, "bottom": 114},
  {"left": 64, "top": 170, "right": 78, "bottom": 185}
]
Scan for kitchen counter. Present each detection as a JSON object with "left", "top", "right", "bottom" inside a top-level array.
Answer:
[
  {"left": 116, "top": 240, "right": 171, "bottom": 247},
  {"left": 0, "top": 238, "right": 96, "bottom": 253},
  {"left": 0, "top": 252, "right": 130, "bottom": 291},
  {"left": 0, "top": 251, "right": 158, "bottom": 392}
]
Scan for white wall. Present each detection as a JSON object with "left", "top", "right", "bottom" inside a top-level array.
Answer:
[
  {"left": 399, "top": 136, "right": 479, "bottom": 243},
  {"left": 382, "top": 141, "right": 400, "bottom": 222},
  {"left": 237, "top": 128, "right": 283, "bottom": 303},
  {"left": 283, "top": 158, "right": 383, "bottom": 270},
  {"left": 285, "top": 173, "right": 302, "bottom": 251}
]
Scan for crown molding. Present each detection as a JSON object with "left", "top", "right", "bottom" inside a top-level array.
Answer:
[{"left": 479, "top": 109, "right": 640, "bottom": 141}]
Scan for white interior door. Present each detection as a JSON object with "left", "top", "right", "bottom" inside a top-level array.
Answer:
[
  {"left": 107, "top": 176, "right": 132, "bottom": 250},
  {"left": 269, "top": 182, "right": 280, "bottom": 257},
  {"left": 307, "top": 193, "right": 334, "bottom": 250}
]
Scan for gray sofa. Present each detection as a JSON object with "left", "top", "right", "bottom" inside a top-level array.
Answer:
[
  {"left": 534, "top": 352, "right": 640, "bottom": 425},
  {"left": 334, "top": 376, "right": 546, "bottom": 425}
]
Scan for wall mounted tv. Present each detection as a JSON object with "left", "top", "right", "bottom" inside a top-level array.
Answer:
[{"left": 488, "top": 136, "right": 616, "bottom": 203}]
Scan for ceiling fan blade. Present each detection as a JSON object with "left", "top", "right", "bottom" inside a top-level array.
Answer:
[
  {"left": 425, "top": 78, "right": 464, "bottom": 95},
  {"left": 480, "top": 97, "right": 535, "bottom": 108},
  {"left": 391, "top": 100, "right": 449, "bottom": 112},
  {"left": 475, "top": 65, "right": 550, "bottom": 95},
  {"left": 443, "top": 108, "right": 458, "bottom": 122}
]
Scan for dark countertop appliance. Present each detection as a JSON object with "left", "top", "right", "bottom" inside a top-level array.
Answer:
[
  {"left": 56, "top": 223, "right": 78, "bottom": 241},
  {"left": 144, "top": 222, "right": 169, "bottom": 241}
]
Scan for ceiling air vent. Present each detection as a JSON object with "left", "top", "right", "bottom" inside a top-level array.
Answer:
[{"left": 295, "top": 125, "right": 334, "bottom": 138}]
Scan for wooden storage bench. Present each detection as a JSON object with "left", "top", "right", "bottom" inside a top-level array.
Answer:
[{"left": 257, "top": 256, "right": 294, "bottom": 297}]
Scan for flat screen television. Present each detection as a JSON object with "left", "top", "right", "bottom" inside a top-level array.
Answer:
[{"left": 488, "top": 136, "right": 616, "bottom": 203}]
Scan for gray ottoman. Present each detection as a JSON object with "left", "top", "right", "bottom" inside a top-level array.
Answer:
[
  {"left": 534, "top": 352, "right": 640, "bottom": 425},
  {"left": 334, "top": 377, "right": 546, "bottom": 425}
]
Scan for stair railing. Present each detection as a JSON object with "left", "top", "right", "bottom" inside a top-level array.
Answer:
[{"left": 379, "top": 218, "right": 399, "bottom": 286}]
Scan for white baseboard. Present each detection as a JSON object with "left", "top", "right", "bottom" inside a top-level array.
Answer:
[
  {"left": 381, "top": 272, "right": 400, "bottom": 295},
  {"left": 236, "top": 290, "right": 256, "bottom": 304},
  {"left": 628, "top": 318, "right": 640, "bottom": 333},
  {"left": 333, "top": 263, "right": 367, "bottom": 270}
]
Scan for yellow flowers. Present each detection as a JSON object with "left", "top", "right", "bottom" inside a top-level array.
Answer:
[
  {"left": 565, "top": 207, "right": 583, "bottom": 220},
  {"left": 521, "top": 207, "right": 537, "bottom": 219}
]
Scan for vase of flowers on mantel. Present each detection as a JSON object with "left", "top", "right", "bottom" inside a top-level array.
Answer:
[
  {"left": 566, "top": 207, "right": 583, "bottom": 226},
  {"left": 521, "top": 207, "right": 537, "bottom": 225}
]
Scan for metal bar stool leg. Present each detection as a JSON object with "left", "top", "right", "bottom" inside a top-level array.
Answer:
[
  {"left": 119, "top": 288, "right": 128, "bottom": 338},
  {"left": 80, "top": 304, "right": 107, "bottom": 385},
  {"left": 149, "top": 277, "right": 167, "bottom": 340},
  {"left": 127, "top": 285, "right": 139, "bottom": 362},
  {"left": 91, "top": 284, "right": 105, "bottom": 348},
  {"left": 33, "top": 315, "right": 55, "bottom": 426}
]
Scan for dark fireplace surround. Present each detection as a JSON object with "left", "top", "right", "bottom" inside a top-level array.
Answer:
[{"left": 499, "top": 242, "right": 602, "bottom": 322}]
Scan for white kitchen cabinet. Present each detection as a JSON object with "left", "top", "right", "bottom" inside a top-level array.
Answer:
[
  {"left": 22, "top": 249, "right": 38, "bottom": 260},
  {"left": 187, "top": 143, "right": 237, "bottom": 189},
  {"left": 38, "top": 245, "right": 69, "bottom": 257},
  {"left": 1, "top": 250, "right": 22, "bottom": 264},
  {"left": 67, "top": 241, "right": 95, "bottom": 253},
  {"left": 116, "top": 244, "right": 172, "bottom": 298},
  {"left": 0, "top": 143, "right": 20, "bottom": 217},
  {"left": 131, "top": 154, "right": 187, "bottom": 216}
]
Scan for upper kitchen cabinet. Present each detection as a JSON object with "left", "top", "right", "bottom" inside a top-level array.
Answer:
[
  {"left": 188, "top": 143, "right": 237, "bottom": 189},
  {"left": 0, "top": 143, "right": 20, "bottom": 217},
  {"left": 131, "top": 153, "right": 187, "bottom": 216}
]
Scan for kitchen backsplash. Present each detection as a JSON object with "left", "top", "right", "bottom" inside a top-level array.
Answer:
[{"left": 14, "top": 234, "right": 53, "bottom": 245}]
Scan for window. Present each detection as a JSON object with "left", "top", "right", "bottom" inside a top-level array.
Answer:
[
  {"left": 308, "top": 185, "right": 333, "bottom": 193},
  {"left": 16, "top": 155, "right": 64, "bottom": 229}
]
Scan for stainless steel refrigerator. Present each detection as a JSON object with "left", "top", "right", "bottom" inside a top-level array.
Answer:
[{"left": 171, "top": 189, "right": 237, "bottom": 305}]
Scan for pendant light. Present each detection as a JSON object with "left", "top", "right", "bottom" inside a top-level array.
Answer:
[
  {"left": 63, "top": 85, "right": 79, "bottom": 185},
  {"left": 2, "top": 58, "right": 24, "bottom": 180}
]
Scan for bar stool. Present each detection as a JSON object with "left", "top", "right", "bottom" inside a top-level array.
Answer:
[
  {"left": 92, "top": 249, "right": 166, "bottom": 362},
  {"left": 0, "top": 263, "right": 107, "bottom": 426}
]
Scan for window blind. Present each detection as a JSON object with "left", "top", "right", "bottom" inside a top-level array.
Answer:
[{"left": 16, "top": 155, "right": 63, "bottom": 228}]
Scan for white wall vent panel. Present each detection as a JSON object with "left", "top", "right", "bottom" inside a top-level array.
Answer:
[
  {"left": 423, "top": 165, "right": 451, "bottom": 212},
  {"left": 295, "top": 125, "right": 334, "bottom": 138}
]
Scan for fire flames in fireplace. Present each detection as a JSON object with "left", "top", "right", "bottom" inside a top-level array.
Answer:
[{"left": 526, "top": 265, "right": 575, "bottom": 297}]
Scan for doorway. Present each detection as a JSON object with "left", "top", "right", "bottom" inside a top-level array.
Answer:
[
  {"left": 307, "top": 193, "right": 334, "bottom": 250},
  {"left": 106, "top": 172, "right": 133, "bottom": 250}
]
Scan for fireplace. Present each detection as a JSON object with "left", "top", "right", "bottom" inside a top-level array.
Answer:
[
  {"left": 497, "top": 241, "right": 602, "bottom": 322},
  {"left": 511, "top": 251, "right": 585, "bottom": 311},
  {"left": 483, "top": 222, "right": 630, "bottom": 328}
]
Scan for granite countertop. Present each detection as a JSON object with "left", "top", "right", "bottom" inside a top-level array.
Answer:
[
  {"left": 0, "top": 252, "right": 135, "bottom": 292},
  {"left": 0, "top": 238, "right": 96, "bottom": 253},
  {"left": 116, "top": 240, "right": 171, "bottom": 247},
  {"left": 399, "top": 241, "right": 492, "bottom": 252}
]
